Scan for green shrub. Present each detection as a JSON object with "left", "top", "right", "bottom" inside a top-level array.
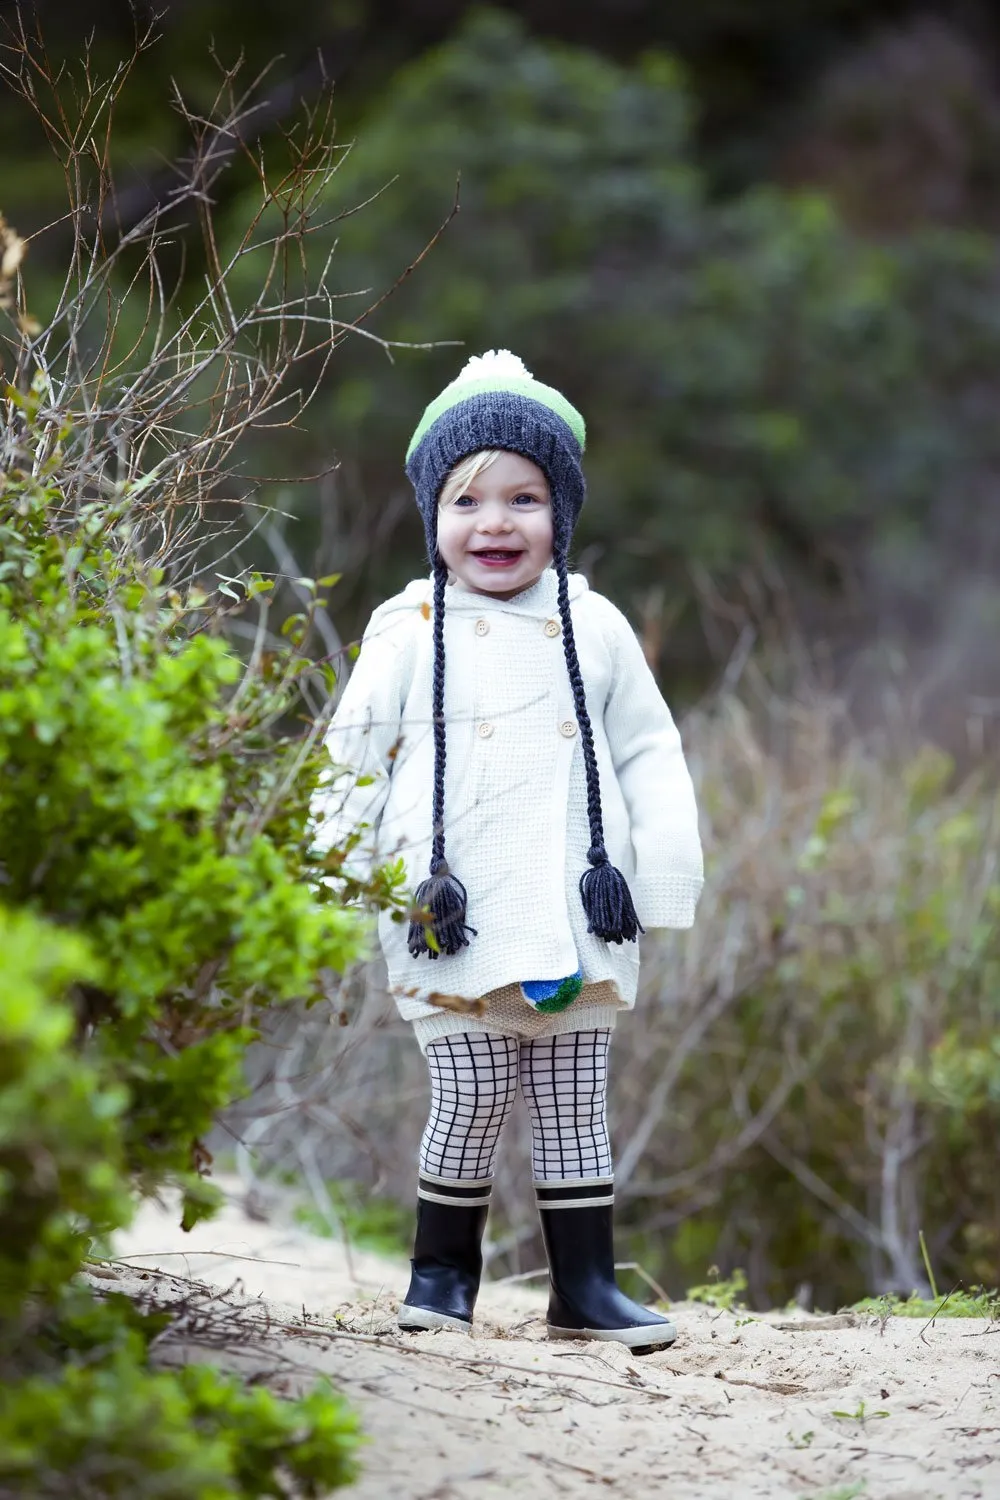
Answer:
[
  {"left": 0, "top": 909, "right": 129, "bottom": 1323},
  {"left": 0, "top": 25, "right": 409, "bottom": 1493},
  {"left": 0, "top": 908, "right": 365, "bottom": 1497},
  {"left": 1, "top": 1341, "right": 359, "bottom": 1499},
  {"left": 0, "top": 419, "right": 375, "bottom": 1491}
]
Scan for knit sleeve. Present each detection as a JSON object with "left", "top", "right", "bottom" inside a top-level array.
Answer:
[
  {"left": 599, "top": 601, "right": 704, "bottom": 929},
  {"left": 309, "top": 604, "right": 411, "bottom": 875}
]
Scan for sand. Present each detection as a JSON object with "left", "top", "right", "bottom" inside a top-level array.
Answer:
[{"left": 104, "top": 1178, "right": 999, "bottom": 1500}]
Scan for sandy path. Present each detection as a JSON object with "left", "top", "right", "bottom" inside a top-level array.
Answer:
[{"left": 107, "top": 1179, "right": 999, "bottom": 1500}]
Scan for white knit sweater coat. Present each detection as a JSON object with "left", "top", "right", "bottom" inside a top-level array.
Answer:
[{"left": 312, "top": 568, "right": 704, "bottom": 1023}]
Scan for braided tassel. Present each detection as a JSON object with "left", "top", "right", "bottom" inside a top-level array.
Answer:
[
  {"left": 554, "top": 545, "right": 643, "bottom": 946},
  {"left": 407, "top": 859, "right": 477, "bottom": 958},
  {"left": 409, "top": 561, "right": 477, "bottom": 960},
  {"left": 579, "top": 847, "right": 644, "bottom": 944}
]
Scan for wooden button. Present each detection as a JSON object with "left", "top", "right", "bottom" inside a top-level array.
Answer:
[
  {"left": 475, "top": 618, "right": 490, "bottom": 636},
  {"left": 559, "top": 719, "right": 578, "bottom": 738},
  {"left": 477, "top": 721, "right": 494, "bottom": 738},
  {"left": 544, "top": 619, "right": 560, "bottom": 638}
]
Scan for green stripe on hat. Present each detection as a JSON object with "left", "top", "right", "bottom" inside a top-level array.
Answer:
[{"left": 406, "top": 352, "right": 586, "bottom": 462}]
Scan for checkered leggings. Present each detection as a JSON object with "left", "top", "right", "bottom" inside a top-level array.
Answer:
[{"left": 419, "top": 1030, "right": 612, "bottom": 1182}]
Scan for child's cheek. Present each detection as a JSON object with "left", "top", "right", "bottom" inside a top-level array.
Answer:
[{"left": 435, "top": 513, "right": 461, "bottom": 566}]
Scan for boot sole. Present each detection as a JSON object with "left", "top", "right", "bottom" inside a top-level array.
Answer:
[
  {"left": 547, "top": 1321, "right": 677, "bottom": 1352},
  {"left": 397, "top": 1304, "right": 472, "bottom": 1334}
]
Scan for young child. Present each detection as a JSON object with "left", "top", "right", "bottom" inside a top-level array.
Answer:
[{"left": 313, "top": 351, "right": 703, "bottom": 1351}]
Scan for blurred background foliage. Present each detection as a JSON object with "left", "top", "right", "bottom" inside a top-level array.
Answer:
[
  {"left": 5, "top": 1, "right": 1000, "bottom": 719},
  {"left": 2, "top": 0, "right": 1000, "bottom": 1326}
]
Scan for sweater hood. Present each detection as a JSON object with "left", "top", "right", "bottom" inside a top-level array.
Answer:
[{"left": 378, "top": 567, "right": 589, "bottom": 623}]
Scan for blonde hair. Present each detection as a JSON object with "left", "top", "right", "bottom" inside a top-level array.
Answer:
[{"left": 438, "top": 449, "right": 504, "bottom": 509}]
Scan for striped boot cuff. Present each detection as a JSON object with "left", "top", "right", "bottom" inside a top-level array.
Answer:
[
  {"left": 534, "top": 1177, "right": 615, "bottom": 1211},
  {"left": 417, "top": 1172, "right": 493, "bottom": 1208}
]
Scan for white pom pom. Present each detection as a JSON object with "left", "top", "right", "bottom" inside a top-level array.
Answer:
[{"left": 455, "top": 349, "right": 532, "bottom": 384}]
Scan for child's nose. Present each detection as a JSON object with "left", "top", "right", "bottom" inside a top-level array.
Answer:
[{"left": 477, "top": 505, "right": 513, "bottom": 531}]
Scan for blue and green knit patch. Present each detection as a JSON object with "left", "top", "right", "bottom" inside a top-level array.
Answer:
[{"left": 520, "top": 970, "right": 584, "bottom": 1015}]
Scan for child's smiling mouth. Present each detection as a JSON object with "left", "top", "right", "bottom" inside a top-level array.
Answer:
[{"left": 469, "top": 549, "right": 524, "bottom": 566}]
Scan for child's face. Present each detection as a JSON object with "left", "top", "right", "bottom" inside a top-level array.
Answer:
[{"left": 437, "top": 451, "right": 554, "bottom": 600}]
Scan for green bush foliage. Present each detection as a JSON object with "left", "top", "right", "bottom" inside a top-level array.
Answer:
[
  {"left": 0, "top": 37, "right": 406, "bottom": 1486},
  {"left": 0, "top": 397, "right": 371, "bottom": 1491},
  {"left": 0, "top": 394, "right": 372, "bottom": 1205},
  {"left": 0, "top": 906, "right": 335, "bottom": 1498},
  {"left": 0, "top": 909, "right": 128, "bottom": 1319},
  {"left": 2, "top": 1306, "right": 359, "bottom": 1498}
]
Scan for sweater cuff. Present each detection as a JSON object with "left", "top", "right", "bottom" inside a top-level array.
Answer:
[{"left": 631, "top": 872, "right": 703, "bottom": 930}]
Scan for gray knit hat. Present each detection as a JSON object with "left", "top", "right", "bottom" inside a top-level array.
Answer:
[{"left": 403, "top": 351, "right": 642, "bottom": 960}]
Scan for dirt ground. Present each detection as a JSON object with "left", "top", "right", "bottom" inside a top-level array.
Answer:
[{"left": 106, "top": 1178, "right": 999, "bottom": 1500}]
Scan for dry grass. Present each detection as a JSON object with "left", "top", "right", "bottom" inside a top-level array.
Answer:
[{"left": 225, "top": 678, "right": 1000, "bottom": 1310}]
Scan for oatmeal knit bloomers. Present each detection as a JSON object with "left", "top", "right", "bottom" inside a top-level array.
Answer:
[{"left": 411, "top": 978, "right": 623, "bottom": 1053}]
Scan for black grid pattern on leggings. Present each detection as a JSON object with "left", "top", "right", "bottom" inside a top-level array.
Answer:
[
  {"left": 419, "top": 1029, "right": 614, "bottom": 1184},
  {"left": 519, "top": 1030, "right": 612, "bottom": 1181},
  {"left": 419, "top": 1033, "right": 519, "bottom": 1180}
]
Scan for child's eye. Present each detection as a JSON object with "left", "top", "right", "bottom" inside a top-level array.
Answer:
[
  {"left": 453, "top": 495, "right": 477, "bottom": 507},
  {"left": 512, "top": 493, "right": 543, "bottom": 506}
]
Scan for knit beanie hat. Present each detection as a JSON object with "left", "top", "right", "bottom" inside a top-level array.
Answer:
[{"left": 403, "top": 350, "right": 642, "bottom": 960}]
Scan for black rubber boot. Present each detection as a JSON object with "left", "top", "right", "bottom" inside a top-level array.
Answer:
[
  {"left": 397, "top": 1174, "right": 491, "bottom": 1333},
  {"left": 537, "top": 1181, "right": 677, "bottom": 1354}
]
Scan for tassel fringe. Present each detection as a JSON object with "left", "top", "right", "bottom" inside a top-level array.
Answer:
[
  {"left": 579, "top": 851, "right": 644, "bottom": 945},
  {"left": 407, "top": 862, "right": 477, "bottom": 959}
]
